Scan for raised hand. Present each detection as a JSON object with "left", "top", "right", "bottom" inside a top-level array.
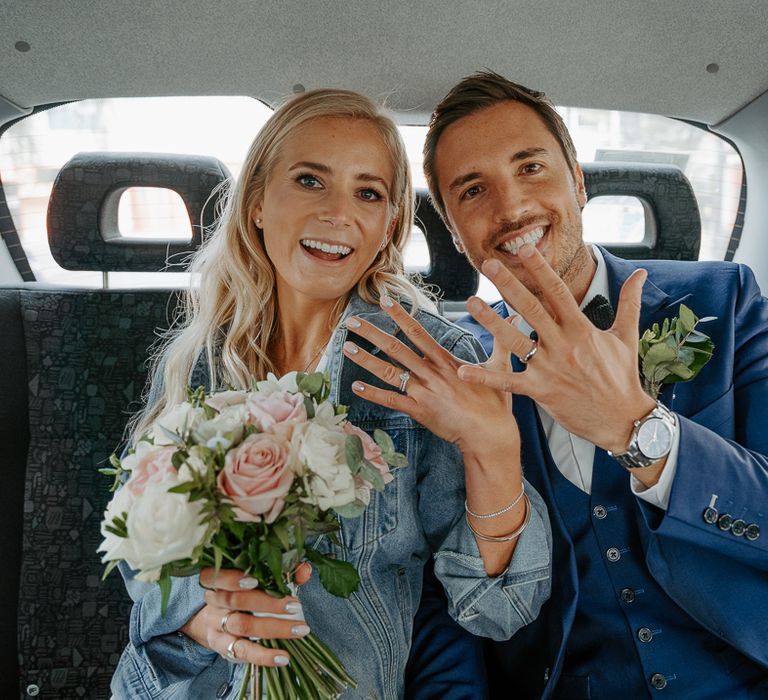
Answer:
[
  {"left": 342, "top": 295, "right": 519, "bottom": 459},
  {"left": 457, "top": 244, "right": 655, "bottom": 454},
  {"left": 179, "top": 562, "right": 312, "bottom": 667}
]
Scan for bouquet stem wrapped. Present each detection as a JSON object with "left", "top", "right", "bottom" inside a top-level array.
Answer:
[{"left": 99, "top": 371, "right": 406, "bottom": 699}]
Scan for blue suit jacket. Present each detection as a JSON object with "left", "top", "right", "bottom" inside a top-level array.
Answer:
[{"left": 406, "top": 250, "right": 768, "bottom": 699}]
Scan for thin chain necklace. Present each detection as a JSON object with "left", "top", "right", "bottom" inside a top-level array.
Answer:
[{"left": 302, "top": 335, "right": 331, "bottom": 373}]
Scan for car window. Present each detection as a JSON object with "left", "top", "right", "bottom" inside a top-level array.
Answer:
[{"left": 0, "top": 100, "right": 742, "bottom": 299}]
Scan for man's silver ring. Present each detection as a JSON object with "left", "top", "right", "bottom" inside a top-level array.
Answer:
[
  {"left": 398, "top": 370, "right": 410, "bottom": 393},
  {"left": 220, "top": 611, "right": 234, "bottom": 635},
  {"left": 226, "top": 638, "right": 240, "bottom": 661},
  {"left": 520, "top": 340, "right": 538, "bottom": 364}
]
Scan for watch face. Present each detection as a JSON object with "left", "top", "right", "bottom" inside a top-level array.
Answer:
[{"left": 637, "top": 417, "right": 674, "bottom": 460}]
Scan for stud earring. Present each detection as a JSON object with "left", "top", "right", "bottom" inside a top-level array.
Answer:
[{"left": 256, "top": 218, "right": 262, "bottom": 226}]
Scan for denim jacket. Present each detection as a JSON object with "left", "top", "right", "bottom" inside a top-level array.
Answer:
[{"left": 111, "top": 294, "right": 552, "bottom": 699}]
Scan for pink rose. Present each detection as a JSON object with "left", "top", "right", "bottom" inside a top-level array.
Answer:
[
  {"left": 218, "top": 433, "right": 295, "bottom": 523},
  {"left": 124, "top": 443, "right": 177, "bottom": 499},
  {"left": 343, "top": 424, "right": 393, "bottom": 484},
  {"left": 246, "top": 391, "right": 307, "bottom": 431}
]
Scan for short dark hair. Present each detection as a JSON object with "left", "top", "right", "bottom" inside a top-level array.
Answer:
[{"left": 424, "top": 70, "right": 579, "bottom": 223}]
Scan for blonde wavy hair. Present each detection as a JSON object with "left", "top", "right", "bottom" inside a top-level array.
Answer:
[{"left": 130, "top": 88, "right": 432, "bottom": 443}]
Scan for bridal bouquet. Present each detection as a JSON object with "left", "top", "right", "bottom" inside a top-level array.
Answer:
[{"left": 98, "top": 371, "right": 406, "bottom": 699}]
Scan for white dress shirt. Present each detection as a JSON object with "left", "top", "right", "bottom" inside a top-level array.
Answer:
[{"left": 505, "top": 246, "right": 679, "bottom": 510}]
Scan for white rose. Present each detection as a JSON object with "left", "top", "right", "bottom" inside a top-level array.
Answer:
[
  {"left": 98, "top": 485, "right": 138, "bottom": 564},
  {"left": 193, "top": 404, "right": 247, "bottom": 449},
  {"left": 151, "top": 402, "right": 205, "bottom": 444},
  {"left": 123, "top": 476, "right": 208, "bottom": 574},
  {"left": 313, "top": 401, "right": 346, "bottom": 428},
  {"left": 293, "top": 422, "right": 355, "bottom": 510},
  {"left": 255, "top": 371, "right": 299, "bottom": 395}
]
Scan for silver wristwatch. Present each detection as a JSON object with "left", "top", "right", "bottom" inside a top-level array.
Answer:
[{"left": 609, "top": 402, "right": 677, "bottom": 469}]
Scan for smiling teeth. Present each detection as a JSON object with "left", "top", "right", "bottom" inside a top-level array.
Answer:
[
  {"left": 499, "top": 227, "right": 545, "bottom": 255},
  {"left": 301, "top": 239, "right": 352, "bottom": 255}
]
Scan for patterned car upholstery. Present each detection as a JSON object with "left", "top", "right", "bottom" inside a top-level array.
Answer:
[{"left": 2, "top": 153, "right": 702, "bottom": 698}]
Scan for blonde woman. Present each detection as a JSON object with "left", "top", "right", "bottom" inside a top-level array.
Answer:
[{"left": 111, "top": 89, "right": 551, "bottom": 699}]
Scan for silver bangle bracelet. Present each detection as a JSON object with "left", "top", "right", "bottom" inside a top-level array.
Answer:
[
  {"left": 465, "top": 494, "right": 532, "bottom": 543},
  {"left": 465, "top": 482, "right": 525, "bottom": 519}
]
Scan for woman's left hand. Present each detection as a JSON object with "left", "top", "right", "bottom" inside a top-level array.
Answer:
[{"left": 342, "top": 295, "right": 519, "bottom": 460}]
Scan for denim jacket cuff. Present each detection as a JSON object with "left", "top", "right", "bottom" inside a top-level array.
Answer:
[{"left": 433, "top": 481, "right": 552, "bottom": 641}]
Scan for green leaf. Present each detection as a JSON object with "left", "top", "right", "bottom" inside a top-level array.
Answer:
[
  {"left": 159, "top": 573, "right": 172, "bottom": 617},
  {"left": 678, "top": 304, "right": 696, "bottom": 333},
  {"left": 303, "top": 396, "right": 316, "bottom": 420},
  {"left": 334, "top": 501, "right": 366, "bottom": 518},
  {"left": 167, "top": 481, "right": 197, "bottom": 494},
  {"left": 101, "top": 559, "right": 120, "bottom": 581},
  {"left": 305, "top": 548, "right": 360, "bottom": 597},
  {"left": 272, "top": 521, "right": 291, "bottom": 551},
  {"left": 360, "top": 462, "right": 385, "bottom": 491},
  {"left": 109, "top": 453, "right": 122, "bottom": 469},
  {"left": 156, "top": 424, "right": 186, "bottom": 446},
  {"left": 344, "top": 435, "right": 364, "bottom": 474},
  {"left": 385, "top": 452, "right": 408, "bottom": 469},
  {"left": 373, "top": 429, "right": 395, "bottom": 454},
  {"left": 298, "top": 372, "right": 324, "bottom": 397}
]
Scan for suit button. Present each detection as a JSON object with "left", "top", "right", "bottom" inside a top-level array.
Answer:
[
  {"left": 746, "top": 523, "right": 760, "bottom": 541},
  {"left": 216, "top": 683, "right": 230, "bottom": 698},
  {"left": 702, "top": 506, "right": 718, "bottom": 524},
  {"left": 717, "top": 513, "right": 733, "bottom": 531},
  {"left": 638, "top": 627, "right": 653, "bottom": 643},
  {"left": 593, "top": 505, "right": 607, "bottom": 519},
  {"left": 731, "top": 519, "right": 746, "bottom": 536},
  {"left": 606, "top": 547, "right": 621, "bottom": 562},
  {"left": 650, "top": 673, "right": 667, "bottom": 690},
  {"left": 620, "top": 587, "right": 636, "bottom": 603}
]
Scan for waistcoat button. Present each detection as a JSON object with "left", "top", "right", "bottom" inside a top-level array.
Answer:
[
  {"left": 593, "top": 505, "right": 607, "bottom": 519},
  {"left": 606, "top": 547, "right": 621, "bottom": 562},
  {"left": 731, "top": 518, "right": 746, "bottom": 536},
  {"left": 650, "top": 673, "right": 667, "bottom": 690},
  {"left": 745, "top": 523, "right": 760, "bottom": 541},
  {"left": 717, "top": 513, "right": 733, "bottom": 531},
  {"left": 702, "top": 506, "right": 718, "bottom": 524},
  {"left": 638, "top": 627, "right": 653, "bottom": 643},
  {"left": 620, "top": 587, "right": 636, "bottom": 603}
]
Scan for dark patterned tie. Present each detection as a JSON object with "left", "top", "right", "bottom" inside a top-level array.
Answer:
[
  {"left": 529, "top": 294, "right": 615, "bottom": 341},
  {"left": 582, "top": 294, "right": 615, "bottom": 330}
]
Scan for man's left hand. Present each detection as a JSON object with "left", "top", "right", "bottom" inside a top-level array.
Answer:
[{"left": 458, "top": 244, "right": 656, "bottom": 454}]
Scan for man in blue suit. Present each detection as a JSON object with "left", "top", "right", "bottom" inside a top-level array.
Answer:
[{"left": 406, "top": 72, "right": 768, "bottom": 698}]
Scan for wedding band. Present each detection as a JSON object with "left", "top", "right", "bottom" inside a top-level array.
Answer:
[
  {"left": 398, "top": 370, "right": 410, "bottom": 393},
  {"left": 519, "top": 340, "right": 538, "bottom": 364},
  {"left": 226, "top": 638, "right": 240, "bottom": 661},
  {"left": 220, "top": 611, "right": 234, "bottom": 635}
]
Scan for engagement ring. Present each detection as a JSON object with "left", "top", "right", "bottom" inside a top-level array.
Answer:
[
  {"left": 226, "top": 638, "right": 240, "bottom": 661},
  {"left": 398, "top": 370, "right": 410, "bottom": 393}
]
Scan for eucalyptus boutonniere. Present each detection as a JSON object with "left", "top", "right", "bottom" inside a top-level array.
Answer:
[{"left": 638, "top": 304, "right": 715, "bottom": 399}]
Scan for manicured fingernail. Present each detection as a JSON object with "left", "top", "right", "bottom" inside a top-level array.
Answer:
[
  {"left": 291, "top": 624, "right": 310, "bottom": 637},
  {"left": 519, "top": 243, "right": 535, "bottom": 258},
  {"left": 484, "top": 259, "right": 501, "bottom": 275},
  {"left": 467, "top": 296, "right": 482, "bottom": 314},
  {"left": 343, "top": 341, "right": 359, "bottom": 354},
  {"left": 274, "top": 655, "right": 290, "bottom": 666},
  {"left": 238, "top": 576, "right": 259, "bottom": 590},
  {"left": 380, "top": 294, "right": 394, "bottom": 308},
  {"left": 352, "top": 381, "right": 365, "bottom": 392},
  {"left": 345, "top": 317, "right": 361, "bottom": 329},
  {"left": 285, "top": 601, "right": 303, "bottom": 614}
]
